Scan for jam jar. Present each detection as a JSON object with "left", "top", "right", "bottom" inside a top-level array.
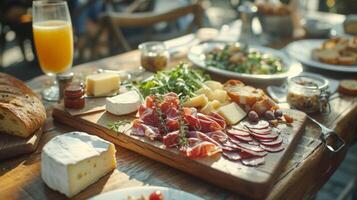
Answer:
[
  {"left": 64, "top": 82, "right": 85, "bottom": 109},
  {"left": 139, "top": 41, "right": 169, "bottom": 72},
  {"left": 287, "top": 75, "right": 330, "bottom": 114}
]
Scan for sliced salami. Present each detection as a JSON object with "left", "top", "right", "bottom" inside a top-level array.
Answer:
[
  {"left": 235, "top": 142, "right": 265, "bottom": 152},
  {"left": 246, "top": 127, "right": 272, "bottom": 135},
  {"left": 260, "top": 144, "right": 284, "bottom": 152},
  {"left": 223, "top": 151, "right": 242, "bottom": 161},
  {"left": 231, "top": 134, "right": 253, "bottom": 142},
  {"left": 227, "top": 129, "right": 250, "bottom": 137},
  {"left": 222, "top": 146, "right": 235, "bottom": 152},
  {"left": 241, "top": 157, "right": 265, "bottom": 166},
  {"left": 260, "top": 137, "right": 283, "bottom": 147},
  {"left": 250, "top": 132, "right": 278, "bottom": 140},
  {"left": 241, "top": 120, "right": 269, "bottom": 130},
  {"left": 239, "top": 148, "right": 267, "bottom": 157}
]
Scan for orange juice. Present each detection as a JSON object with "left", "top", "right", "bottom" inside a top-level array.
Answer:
[{"left": 33, "top": 20, "right": 73, "bottom": 74}]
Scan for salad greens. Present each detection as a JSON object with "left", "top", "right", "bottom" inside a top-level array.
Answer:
[
  {"left": 138, "top": 63, "right": 210, "bottom": 99},
  {"left": 205, "top": 44, "right": 285, "bottom": 75}
]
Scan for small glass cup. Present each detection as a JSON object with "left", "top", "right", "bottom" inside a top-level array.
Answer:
[
  {"left": 287, "top": 75, "right": 330, "bottom": 114},
  {"left": 139, "top": 41, "right": 169, "bottom": 72}
]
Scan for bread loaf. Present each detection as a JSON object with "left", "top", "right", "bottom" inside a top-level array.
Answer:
[{"left": 0, "top": 73, "right": 46, "bottom": 138}]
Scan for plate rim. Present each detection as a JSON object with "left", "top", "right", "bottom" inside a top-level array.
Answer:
[
  {"left": 89, "top": 186, "right": 205, "bottom": 200},
  {"left": 286, "top": 39, "right": 357, "bottom": 73}
]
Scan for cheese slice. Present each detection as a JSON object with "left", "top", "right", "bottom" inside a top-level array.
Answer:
[
  {"left": 86, "top": 73, "right": 120, "bottom": 96},
  {"left": 217, "top": 102, "right": 246, "bottom": 125},
  {"left": 106, "top": 91, "right": 141, "bottom": 115},
  {"left": 41, "top": 132, "right": 116, "bottom": 198}
]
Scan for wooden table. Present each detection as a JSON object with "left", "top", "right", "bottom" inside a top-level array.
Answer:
[{"left": 1, "top": 21, "right": 357, "bottom": 200}]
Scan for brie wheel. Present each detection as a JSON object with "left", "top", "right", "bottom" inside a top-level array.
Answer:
[
  {"left": 105, "top": 91, "right": 141, "bottom": 116},
  {"left": 41, "top": 132, "right": 116, "bottom": 197}
]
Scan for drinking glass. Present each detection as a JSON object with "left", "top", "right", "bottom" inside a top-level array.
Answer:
[{"left": 32, "top": 1, "right": 73, "bottom": 101}]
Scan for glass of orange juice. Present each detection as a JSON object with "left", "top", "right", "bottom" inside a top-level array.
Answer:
[{"left": 32, "top": 1, "right": 73, "bottom": 101}]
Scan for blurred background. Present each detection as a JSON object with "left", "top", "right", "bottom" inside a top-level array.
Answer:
[{"left": 1, "top": 0, "right": 356, "bottom": 81}]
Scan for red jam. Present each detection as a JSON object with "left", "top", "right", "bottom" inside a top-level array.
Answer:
[{"left": 64, "top": 82, "right": 85, "bottom": 109}]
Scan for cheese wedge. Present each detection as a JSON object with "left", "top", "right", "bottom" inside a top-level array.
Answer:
[
  {"left": 86, "top": 73, "right": 120, "bottom": 96},
  {"left": 217, "top": 102, "right": 246, "bottom": 125},
  {"left": 41, "top": 132, "right": 116, "bottom": 198},
  {"left": 183, "top": 94, "right": 208, "bottom": 108},
  {"left": 106, "top": 91, "right": 141, "bottom": 115}
]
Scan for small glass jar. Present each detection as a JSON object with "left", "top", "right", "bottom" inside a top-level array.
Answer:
[
  {"left": 64, "top": 82, "right": 85, "bottom": 109},
  {"left": 139, "top": 41, "right": 169, "bottom": 72},
  {"left": 287, "top": 75, "right": 330, "bottom": 114}
]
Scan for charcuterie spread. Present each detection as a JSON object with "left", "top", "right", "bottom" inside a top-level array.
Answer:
[{"left": 52, "top": 63, "right": 306, "bottom": 199}]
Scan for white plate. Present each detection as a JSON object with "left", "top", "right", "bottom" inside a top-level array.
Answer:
[
  {"left": 188, "top": 42, "right": 303, "bottom": 83},
  {"left": 90, "top": 186, "right": 205, "bottom": 200},
  {"left": 286, "top": 39, "right": 357, "bottom": 73}
]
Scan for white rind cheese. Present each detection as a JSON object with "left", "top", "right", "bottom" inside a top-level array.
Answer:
[
  {"left": 41, "top": 132, "right": 116, "bottom": 198},
  {"left": 105, "top": 91, "right": 141, "bottom": 115}
]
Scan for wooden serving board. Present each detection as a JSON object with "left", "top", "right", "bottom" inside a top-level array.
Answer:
[
  {"left": 52, "top": 104, "right": 306, "bottom": 199},
  {"left": 0, "top": 128, "right": 43, "bottom": 160}
]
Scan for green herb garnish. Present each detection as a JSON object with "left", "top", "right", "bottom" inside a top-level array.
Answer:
[
  {"left": 138, "top": 63, "right": 209, "bottom": 100},
  {"left": 108, "top": 119, "right": 131, "bottom": 134},
  {"left": 177, "top": 98, "right": 189, "bottom": 147},
  {"left": 153, "top": 94, "right": 169, "bottom": 135}
]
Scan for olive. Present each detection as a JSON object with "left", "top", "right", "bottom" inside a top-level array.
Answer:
[
  {"left": 264, "top": 110, "right": 275, "bottom": 120},
  {"left": 248, "top": 111, "right": 259, "bottom": 123},
  {"left": 274, "top": 109, "right": 283, "bottom": 118}
]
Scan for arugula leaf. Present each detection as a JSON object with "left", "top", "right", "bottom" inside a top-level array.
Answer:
[{"left": 137, "top": 63, "right": 210, "bottom": 100}]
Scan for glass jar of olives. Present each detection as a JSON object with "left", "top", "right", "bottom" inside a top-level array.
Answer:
[
  {"left": 139, "top": 41, "right": 169, "bottom": 72},
  {"left": 287, "top": 75, "right": 330, "bottom": 114}
]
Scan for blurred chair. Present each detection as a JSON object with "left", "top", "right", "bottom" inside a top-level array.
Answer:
[
  {"left": 0, "top": 1, "right": 34, "bottom": 67},
  {"left": 86, "top": 0, "right": 203, "bottom": 59}
]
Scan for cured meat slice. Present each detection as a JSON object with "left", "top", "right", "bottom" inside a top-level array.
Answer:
[
  {"left": 197, "top": 131, "right": 221, "bottom": 146},
  {"left": 222, "top": 146, "right": 235, "bottom": 152},
  {"left": 230, "top": 134, "right": 253, "bottom": 142},
  {"left": 132, "top": 119, "right": 161, "bottom": 140},
  {"left": 261, "top": 137, "right": 283, "bottom": 146},
  {"left": 208, "top": 112, "right": 227, "bottom": 129},
  {"left": 163, "top": 131, "right": 179, "bottom": 148},
  {"left": 206, "top": 130, "right": 228, "bottom": 143},
  {"left": 225, "top": 141, "right": 267, "bottom": 157},
  {"left": 184, "top": 141, "right": 222, "bottom": 158},
  {"left": 246, "top": 127, "right": 272, "bottom": 135},
  {"left": 260, "top": 144, "right": 284, "bottom": 152},
  {"left": 223, "top": 151, "right": 241, "bottom": 161},
  {"left": 227, "top": 129, "right": 250, "bottom": 137},
  {"left": 241, "top": 120, "right": 269, "bottom": 130},
  {"left": 236, "top": 142, "right": 265, "bottom": 152},
  {"left": 241, "top": 157, "right": 265, "bottom": 166},
  {"left": 248, "top": 140, "right": 260, "bottom": 146},
  {"left": 250, "top": 132, "right": 278, "bottom": 140},
  {"left": 223, "top": 140, "right": 240, "bottom": 149}
]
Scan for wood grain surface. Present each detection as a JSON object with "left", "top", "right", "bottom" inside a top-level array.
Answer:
[
  {"left": 52, "top": 104, "right": 307, "bottom": 199},
  {"left": 0, "top": 128, "right": 43, "bottom": 160},
  {"left": 0, "top": 15, "right": 357, "bottom": 200}
]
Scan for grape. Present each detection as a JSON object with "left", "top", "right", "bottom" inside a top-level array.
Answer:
[
  {"left": 248, "top": 111, "right": 259, "bottom": 123},
  {"left": 264, "top": 110, "right": 275, "bottom": 120},
  {"left": 274, "top": 109, "right": 283, "bottom": 118}
]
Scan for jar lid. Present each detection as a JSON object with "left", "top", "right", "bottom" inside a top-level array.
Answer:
[
  {"left": 57, "top": 72, "right": 74, "bottom": 81},
  {"left": 289, "top": 74, "right": 329, "bottom": 90}
]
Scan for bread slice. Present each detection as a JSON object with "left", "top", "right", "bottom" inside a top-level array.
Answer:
[
  {"left": 337, "top": 56, "right": 356, "bottom": 65},
  {"left": 339, "top": 79, "right": 357, "bottom": 96},
  {"left": 311, "top": 48, "right": 339, "bottom": 64},
  {"left": 224, "top": 80, "right": 265, "bottom": 106},
  {"left": 0, "top": 73, "right": 46, "bottom": 138}
]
